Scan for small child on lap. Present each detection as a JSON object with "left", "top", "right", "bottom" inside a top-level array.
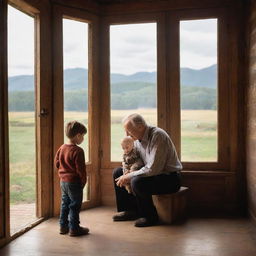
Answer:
[
  {"left": 54, "top": 121, "right": 89, "bottom": 236},
  {"left": 121, "top": 136, "right": 144, "bottom": 193}
]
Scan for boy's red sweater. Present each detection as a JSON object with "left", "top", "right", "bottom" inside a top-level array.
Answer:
[{"left": 54, "top": 144, "right": 87, "bottom": 185}]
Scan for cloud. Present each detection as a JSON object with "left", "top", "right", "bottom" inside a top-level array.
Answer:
[
  {"left": 110, "top": 23, "right": 157, "bottom": 74},
  {"left": 8, "top": 6, "right": 34, "bottom": 76},
  {"left": 180, "top": 19, "right": 217, "bottom": 33},
  {"left": 8, "top": 6, "right": 217, "bottom": 76},
  {"left": 63, "top": 19, "right": 88, "bottom": 69},
  {"left": 180, "top": 19, "right": 217, "bottom": 68}
]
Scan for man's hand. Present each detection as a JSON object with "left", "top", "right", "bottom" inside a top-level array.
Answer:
[
  {"left": 123, "top": 169, "right": 130, "bottom": 175},
  {"left": 115, "top": 173, "right": 131, "bottom": 187}
]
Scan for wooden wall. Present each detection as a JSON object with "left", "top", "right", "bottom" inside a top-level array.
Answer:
[{"left": 247, "top": 0, "right": 256, "bottom": 223}]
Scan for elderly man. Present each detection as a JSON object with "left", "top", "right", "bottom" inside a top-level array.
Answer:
[{"left": 113, "top": 113, "right": 182, "bottom": 227}]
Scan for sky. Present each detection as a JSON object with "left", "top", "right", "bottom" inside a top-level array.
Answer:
[{"left": 8, "top": 5, "right": 217, "bottom": 77}]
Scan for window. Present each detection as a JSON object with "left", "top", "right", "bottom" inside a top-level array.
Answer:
[
  {"left": 63, "top": 18, "right": 89, "bottom": 201},
  {"left": 8, "top": 4, "right": 37, "bottom": 234},
  {"left": 110, "top": 23, "right": 157, "bottom": 161},
  {"left": 180, "top": 19, "right": 218, "bottom": 162}
]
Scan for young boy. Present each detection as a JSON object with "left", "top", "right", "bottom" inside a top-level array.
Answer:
[{"left": 54, "top": 121, "right": 89, "bottom": 236}]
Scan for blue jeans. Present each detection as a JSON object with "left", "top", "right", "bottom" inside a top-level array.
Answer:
[{"left": 60, "top": 182, "right": 83, "bottom": 230}]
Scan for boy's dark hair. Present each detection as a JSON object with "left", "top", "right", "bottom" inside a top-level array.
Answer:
[{"left": 65, "top": 121, "right": 87, "bottom": 139}]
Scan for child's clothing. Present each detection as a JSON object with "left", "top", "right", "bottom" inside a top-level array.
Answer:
[
  {"left": 122, "top": 148, "right": 144, "bottom": 193},
  {"left": 55, "top": 144, "right": 86, "bottom": 184},
  {"left": 54, "top": 144, "right": 87, "bottom": 231}
]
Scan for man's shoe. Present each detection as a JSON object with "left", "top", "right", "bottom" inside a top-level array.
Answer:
[
  {"left": 59, "top": 226, "right": 69, "bottom": 235},
  {"left": 134, "top": 217, "right": 158, "bottom": 227},
  {"left": 69, "top": 226, "right": 89, "bottom": 236},
  {"left": 112, "top": 211, "right": 137, "bottom": 221}
]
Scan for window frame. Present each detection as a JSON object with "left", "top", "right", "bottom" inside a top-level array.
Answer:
[
  {"left": 102, "top": 8, "right": 233, "bottom": 171},
  {"left": 52, "top": 5, "right": 100, "bottom": 214},
  {"left": 101, "top": 13, "right": 167, "bottom": 169},
  {"left": 1, "top": 0, "right": 52, "bottom": 244},
  {"left": 167, "top": 8, "right": 231, "bottom": 170}
]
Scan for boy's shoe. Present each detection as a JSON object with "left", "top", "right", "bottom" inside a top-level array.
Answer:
[
  {"left": 59, "top": 226, "right": 69, "bottom": 235},
  {"left": 69, "top": 226, "right": 89, "bottom": 236},
  {"left": 112, "top": 211, "right": 137, "bottom": 221}
]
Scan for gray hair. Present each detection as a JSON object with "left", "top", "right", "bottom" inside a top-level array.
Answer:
[{"left": 122, "top": 113, "right": 147, "bottom": 128}]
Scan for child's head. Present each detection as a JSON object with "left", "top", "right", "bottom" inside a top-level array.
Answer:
[
  {"left": 121, "top": 136, "right": 134, "bottom": 154},
  {"left": 65, "top": 121, "right": 87, "bottom": 145}
]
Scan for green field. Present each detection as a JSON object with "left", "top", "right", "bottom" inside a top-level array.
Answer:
[{"left": 9, "top": 109, "right": 217, "bottom": 204}]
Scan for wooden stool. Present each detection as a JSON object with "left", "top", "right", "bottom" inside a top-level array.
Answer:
[{"left": 152, "top": 186, "right": 189, "bottom": 224}]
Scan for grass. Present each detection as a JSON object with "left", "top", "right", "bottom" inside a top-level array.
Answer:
[
  {"left": 8, "top": 109, "right": 217, "bottom": 204},
  {"left": 9, "top": 113, "right": 36, "bottom": 205}
]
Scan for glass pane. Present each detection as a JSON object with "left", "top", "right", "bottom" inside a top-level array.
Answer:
[
  {"left": 110, "top": 23, "right": 157, "bottom": 161},
  {"left": 8, "top": 5, "right": 37, "bottom": 234},
  {"left": 180, "top": 19, "right": 218, "bottom": 162},
  {"left": 63, "top": 18, "right": 89, "bottom": 201}
]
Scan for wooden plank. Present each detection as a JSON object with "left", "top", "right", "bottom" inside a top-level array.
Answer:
[
  {"left": 152, "top": 187, "right": 189, "bottom": 224},
  {"left": 167, "top": 14, "right": 181, "bottom": 157},
  {"left": 35, "top": 1, "right": 54, "bottom": 218},
  {"left": 217, "top": 10, "right": 230, "bottom": 169},
  {"left": 157, "top": 13, "right": 167, "bottom": 131},
  {"left": 100, "top": 0, "right": 236, "bottom": 16},
  {"left": 0, "top": 0, "right": 9, "bottom": 243},
  {"left": 52, "top": 5, "right": 64, "bottom": 216},
  {"left": 100, "top": 167, "right": 238, "bottom": 214},
  {"left": 227, "top": 3, "right": 247, "bottom": 214},
  {"left": 86, "top": 11, "right": 101, "bottom": 207},
  {"left": 52, "top": 0, "right": 99, "bottom": 14},
  {"left": 247, "top": 0, "right": 256, "bottom": 223},
  {"left": 99, "top": 20, "right": 111, "bottom": 169},
  {"left": 8, "top": 0, "right": 40, "bottom": 15}
]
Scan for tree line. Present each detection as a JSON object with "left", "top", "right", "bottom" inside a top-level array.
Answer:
[{"left": 8, "top": 85, "right": 216, "bottom": 111}]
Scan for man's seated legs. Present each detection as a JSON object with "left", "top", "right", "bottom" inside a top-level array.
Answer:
[
  {"left": 130, "top": 172, "right": 181, "bottom": 227},
  {"left": 112, "top": 167, "right": 138, "bottom": 221}
]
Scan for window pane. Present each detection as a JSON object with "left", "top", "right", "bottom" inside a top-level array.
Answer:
[
  {"left": 8, "top": 5, "right": 37, "bottom": 234},
  {"left": 63, "top": 18, "right": 89, "bottom": 201},
  {"left": 110, "top": 23, "right": 157, "bottom": 161},
  {"left": 180, "top": 19, "right": 218, "bottom": 162}
]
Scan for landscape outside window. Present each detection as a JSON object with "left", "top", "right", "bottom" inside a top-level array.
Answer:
[
  {"left": 63, "top": 18, "right": 89, "bottom": 201},
  {"left": 180, "top": 19, "right": 218, "bottom": 162},
  {"left": 110, "top": 23, "right": 157, "bottom": 161},
  {"left": 8, "top": 5, "right": 37, "bottom": 234}
]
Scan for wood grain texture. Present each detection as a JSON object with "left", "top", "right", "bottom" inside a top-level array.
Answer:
[
  {"left": 100, "top": 168, "right": 239, "bottom": 215},
  {"left": 152, "top": 187, "right": 189, "bottom": 224},
  {"left": 0, "top": 0, "right": 9, "bottom": 245},
  {"left": 100, "top": 0, "right": 237, "bottom": 16},
  {"left": 247, "top": 0, "right": 256, "bottom": 224}
]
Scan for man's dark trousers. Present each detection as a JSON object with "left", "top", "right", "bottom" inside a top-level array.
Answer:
[{"left": 113, "top": 167, "right": 181, "bottom": 221}]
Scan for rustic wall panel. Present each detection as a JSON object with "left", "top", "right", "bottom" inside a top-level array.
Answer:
[{"left": 247, "top": 0, "right": 256, "bottom": 223}]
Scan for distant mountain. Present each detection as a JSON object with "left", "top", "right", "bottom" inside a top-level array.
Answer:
[
  {"left": 8, "top": 64, "right": 217, "bottom": 91},
  {"left": 9, "top": 75, "right": 34, "bottom": 91},
  {"left": 180, "top": 65, "right": 217, "bottom": 87}
]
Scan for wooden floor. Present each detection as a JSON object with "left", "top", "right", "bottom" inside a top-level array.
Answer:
[{"left": 1, "top": 206, "right": 256, "bottom": 256}]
